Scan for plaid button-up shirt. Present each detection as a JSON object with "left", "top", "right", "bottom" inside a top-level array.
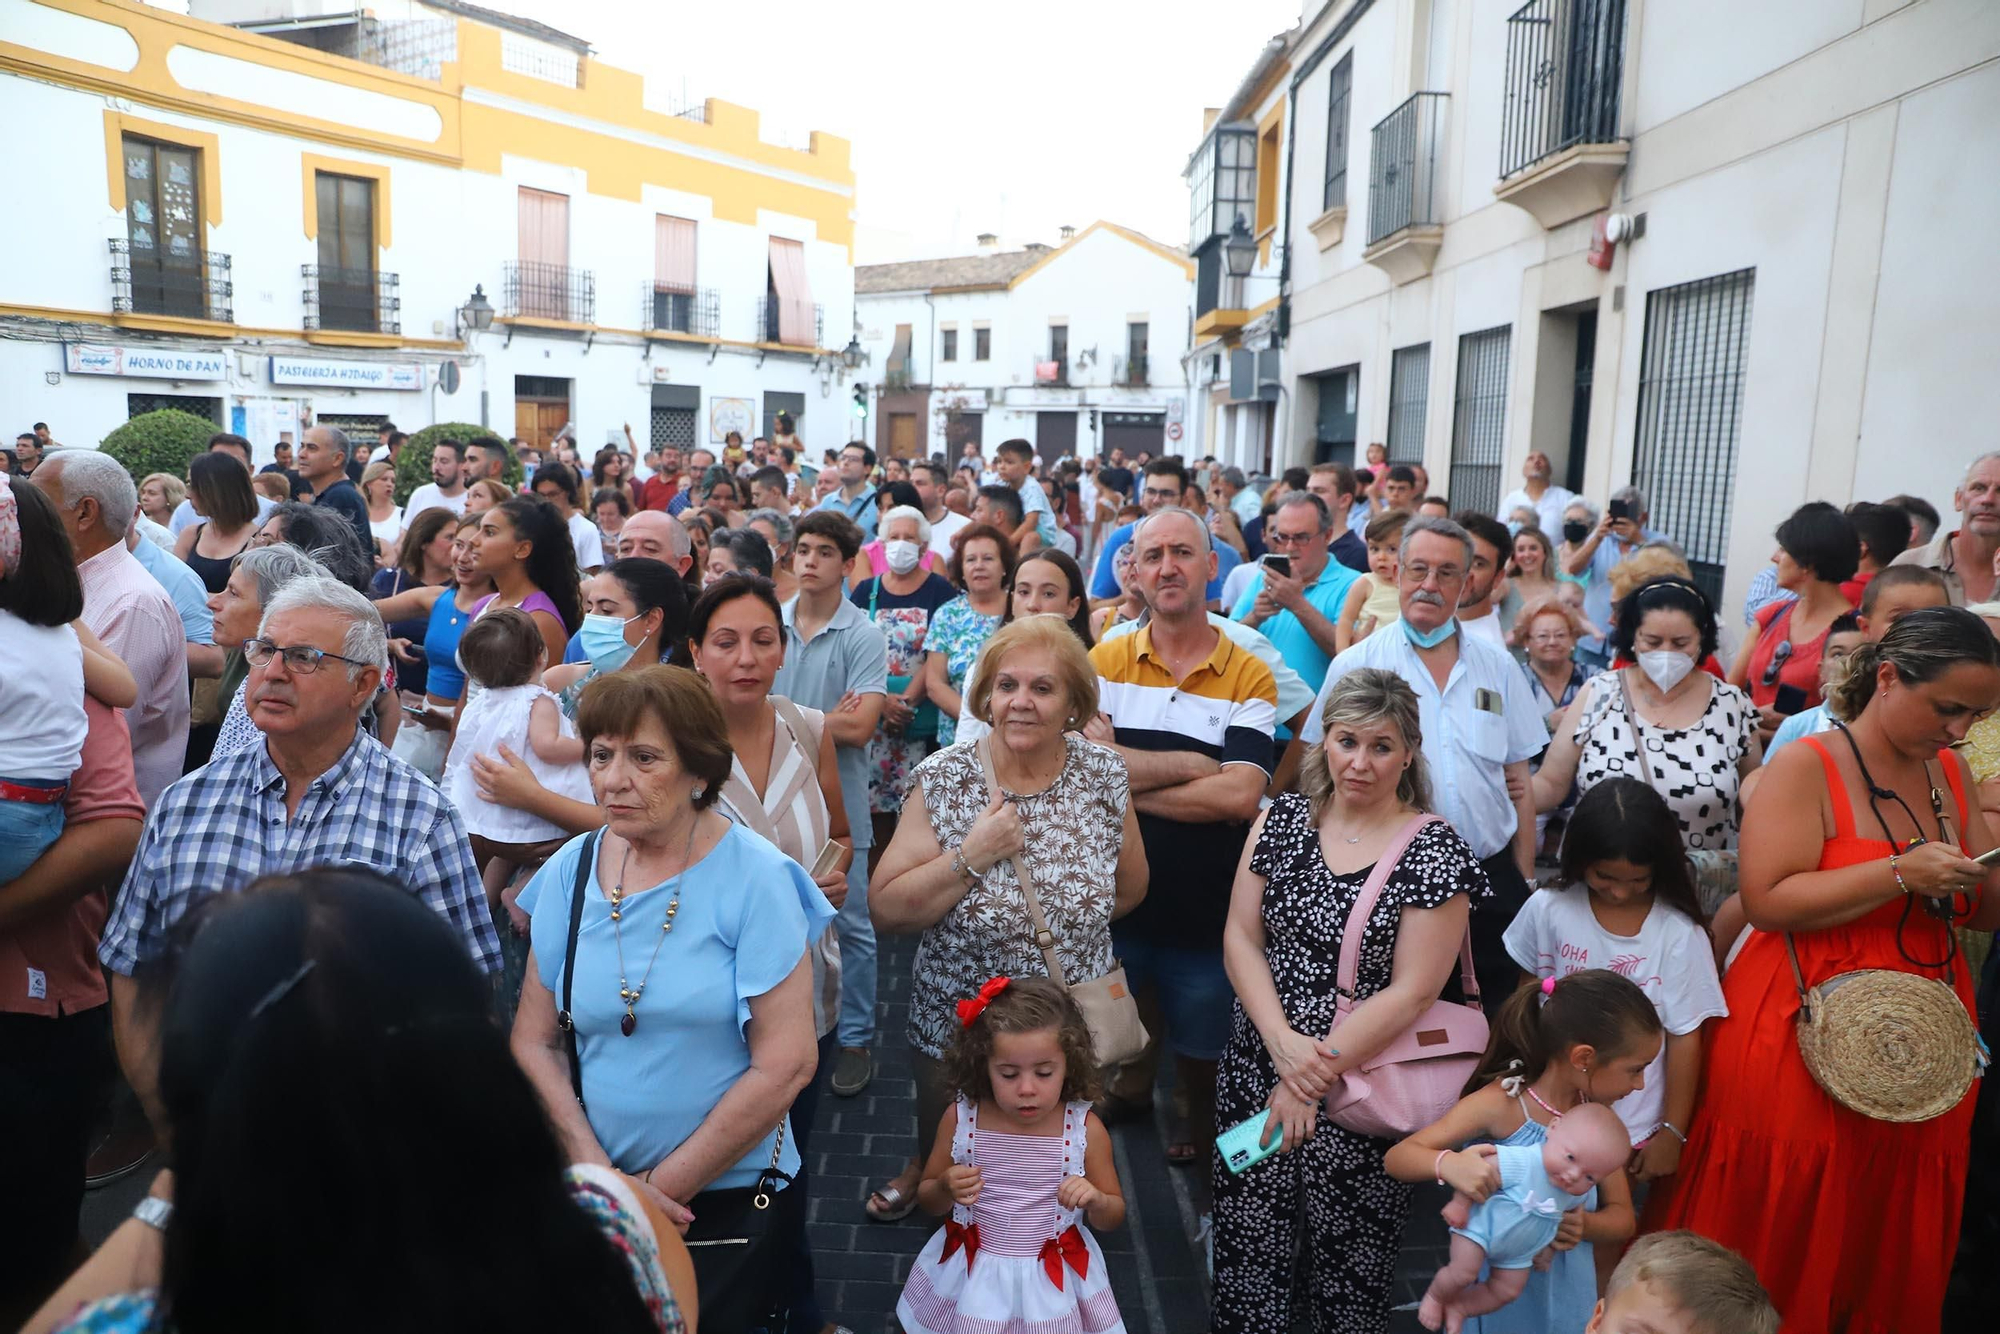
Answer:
[{"left": 100, "top": 728, "right": 501, "bottom": 977}]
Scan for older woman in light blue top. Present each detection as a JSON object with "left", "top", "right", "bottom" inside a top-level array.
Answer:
[{"left": 513, "top": 665, "right": 832, "bottom": 1212}]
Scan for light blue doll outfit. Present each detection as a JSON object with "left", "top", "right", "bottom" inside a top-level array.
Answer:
[
  {"left": 1461, "top": 1106, "right": 1600, "bottom": 1334},
  {"left": 1449, "top": 1143, "right": 1582, "bottom": 1270}
]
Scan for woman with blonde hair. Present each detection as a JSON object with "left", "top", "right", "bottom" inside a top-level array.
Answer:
[
  {"left": 867, "top": 614, "right": 1147, "bottom": 1224},
  {"left": 359, "top": 460, "right": 403, "bottom": 564},
  {"left": 138, "top": 472, "right": 186, "bottom": 528},
  {"left": 465, "top": 477, "right": 514, "bottom": 517},
  {"left": 1212, "top": 668, "right": 1488, "bottom": 1333}
]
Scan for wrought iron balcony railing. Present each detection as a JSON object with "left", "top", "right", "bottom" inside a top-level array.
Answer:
[
  {"left": 1367, "top": 92, "right": 1449, "bottom": 246},
  {"left": 504, "top": 260, "right": 595, "bottom": 323},
  {"left": 755, "top": 296, "right": 823, "bottom": 347},
  {"left": 641, "top": 284, "right": 720, "bottom": 337},
  {"left": 1500, "top": 0, "right": 1627, "bottom": 179},
  {"left": 109, "top": 238, "right": 232, "bottom": 323},
  {"left": 302, "top": 264, "right": 400, "bottom": 335}
]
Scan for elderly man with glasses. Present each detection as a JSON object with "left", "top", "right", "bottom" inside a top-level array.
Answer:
[{"left": 98, "top": 575, "right": 499, "bottom": 1116}]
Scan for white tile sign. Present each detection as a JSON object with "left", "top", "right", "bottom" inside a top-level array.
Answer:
[
  {"left": 65, "top": 343, "right": 227, "bottom": 380},
  {"left": 268, "top": 357, "right": 424, "bottom": 391}
]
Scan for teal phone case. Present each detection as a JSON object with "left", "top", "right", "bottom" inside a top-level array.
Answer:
[{"left": 1217, "top": 1110, "right": 1280, "bottom": 1174}]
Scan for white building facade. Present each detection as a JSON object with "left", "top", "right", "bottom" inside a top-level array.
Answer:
[
  {"left": 852, "top": 223, "right": 1194, "bottom": 465},
  {"left": 1210, "top": 0, "right": 1999, "bottom": 617},
  {"left": 0, "top": 0, "right": 856, "bottom": 465}
]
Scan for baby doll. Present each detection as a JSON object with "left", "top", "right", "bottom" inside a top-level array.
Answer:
[{"left": 1421, "top": 1102, "right": 1631, "bottom": 1334}]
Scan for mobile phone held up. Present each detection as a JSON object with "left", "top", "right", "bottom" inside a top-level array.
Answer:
[
  {"left": 1772, "top": 683, "right": 1809, "bottom": 717},
  {"left": 1262, "top": 554, "right": 1292, "bottom": 579},
  {"left": 1608, "top": 498, "right": 1632, "bottom": 521},
  {"left": 1217, "top": 1110, "right": 1282, "bottom": 1174}
]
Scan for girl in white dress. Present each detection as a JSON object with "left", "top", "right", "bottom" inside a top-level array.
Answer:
[
  {"left": 441, "top": 608, "right": 595, "bottom": 903},
  {"left": 898, "top": 976, "right": 1128, "bottom": 1334}
]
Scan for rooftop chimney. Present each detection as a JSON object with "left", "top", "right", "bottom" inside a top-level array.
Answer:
[
  {"left": 976, "top": 232, "right": 998, "bottom": 249},
  {"left": 1059, "top": 224, "right": 1076, "bottom": 241}
]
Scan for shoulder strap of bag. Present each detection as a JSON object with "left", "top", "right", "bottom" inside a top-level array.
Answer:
[
  {"left": 1613, "top": 669, "right": 1665, "bottom": 796},
  {"left": 560, "top": 829, "right": 600, "bottom": 1107},
  {"left": 975, "top": 737, "right": 1069, "bottom": 988},
  {"left": 1332, "top": 813, "right": 1480, "bottom": 1007}
]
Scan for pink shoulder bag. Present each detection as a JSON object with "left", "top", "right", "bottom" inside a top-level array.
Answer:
[{"left": 1321, "top": 813, "right": 1490, "bottom": 1139}]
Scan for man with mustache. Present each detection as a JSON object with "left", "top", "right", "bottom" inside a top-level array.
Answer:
[
  {"left": 1289, "top": 515, "right": 1549, "bottom": 1005},
  {"left": 1891, "top": 450, "right": 2000, "bottom": 606},
  {"left": 99, "top": 576, "right": 498, "bottom": 1118}
]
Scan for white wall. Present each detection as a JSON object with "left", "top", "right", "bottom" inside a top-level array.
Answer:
[
  {"left": 856, "top": 227, "right": 1194, "bottom": 458},
  {"left": 0, "top": 69, "right": 855, "bottom": 462},
  {"left": 1276, "top": 0, "right": 2000, "bottom": 619}
]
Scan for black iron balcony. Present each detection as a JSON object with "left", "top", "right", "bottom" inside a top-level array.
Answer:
[
  {"left": 641, "top": 284, "right": 720, "bottom": 337},
  {"left": 1123, "top": 353, "right": 1149, "bottom": 386},
  {"left": 755, "top": 296, "right": 823, "bottom": 347},
  {"left": 1500, "top": 0, "right": 1627, "bottom": 179},
  {"left": 504, "top": 260, "right": 595, "bottom": 323},
  {"left": 1367, "top": 92, "right": 1448, "bottom": 246},
  {"left": 302, "top": 264, "right": 400, "bottom": 335},
  {"left": 109, "top": 238, "right": 232, "bottom": 323}
]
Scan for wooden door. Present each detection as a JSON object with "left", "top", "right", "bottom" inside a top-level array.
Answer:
[
  {"left": 514, "top": 400, "right": 571, "bottom": 450},
  {"left": 887, "top": 412, "right": 919, "bottom": 460},
  {"left": 515, "top": 400, "right": 541, "bottom": 447}
]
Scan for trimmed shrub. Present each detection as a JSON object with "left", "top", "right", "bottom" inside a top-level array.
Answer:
[
  {"left": 394, "top": 422, "right": 521, "bottom": 504},
  {"left": 98, "top": 409, "right": 216, "bottom": 483}
]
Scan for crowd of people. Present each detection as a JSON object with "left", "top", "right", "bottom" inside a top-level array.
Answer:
[{"left": 4, "top": 413, "right": 1997, "bottom": 1334}]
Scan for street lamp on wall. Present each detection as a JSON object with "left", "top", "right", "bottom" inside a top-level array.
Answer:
[
  {"left": 841, "top": 334, "right": 866, "bottom": 371},
  {"left": 456, "top": 284, "right": 495, "bottom": 338},
  {"left": 1223, "top": 213, "right": 1257, "bottom": 280}
]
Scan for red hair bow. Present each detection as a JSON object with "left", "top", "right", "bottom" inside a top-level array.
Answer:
[
  {"left": 942, "top": 1219, "right": 980, "bottom": 1271},
  {"left": 1039, "top": 1225, "right": 1090, "bottom": 1289},
  {"left": 956, "top": 976, "right": 1011, "bottom": 1028}
]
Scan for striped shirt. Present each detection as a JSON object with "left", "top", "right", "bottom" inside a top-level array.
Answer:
[
  {"left": 714, "top": 697, "right": 841, "bottom": 1039},
  {"left": 1089, "top": 623, "right": 1277, "bottom": 947},
  {"left": 100, "top": 727, "right": 500, "bottom": 977},
  {"left": 78, "top": 543, "right": 189, "bottom": 811}
]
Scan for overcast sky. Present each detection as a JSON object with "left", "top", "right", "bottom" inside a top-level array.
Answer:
[{"left": 501, "top": 0, "right": 1303, "bottom": 263}]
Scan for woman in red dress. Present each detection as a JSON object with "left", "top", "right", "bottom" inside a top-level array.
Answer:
[{"left": 1650, "top": 607, "right": 2000, "bottom": 1332}]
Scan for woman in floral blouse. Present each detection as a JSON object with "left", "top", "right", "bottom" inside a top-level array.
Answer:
[
  {"left": 921, "top": 523, "right": 1017, "bottom": 747},
  {"left": 861, "top": 616, "right": 1148, "bottom": 1223}
]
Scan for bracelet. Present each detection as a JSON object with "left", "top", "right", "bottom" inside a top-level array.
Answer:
[
  {"left": 1435, "top": 1149, "right": 1450, "bottom": 1186},
  {"left": 1656, "top": 1121, "right": 1687, "bottom": 1145},
  {"left": 1890, "top": 852, "right": 1911, "bottom": 896},
  {"left": 951, "top": 850, "right": 981, "bottom": 886}
]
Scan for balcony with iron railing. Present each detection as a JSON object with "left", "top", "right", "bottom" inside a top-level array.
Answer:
[
  {"left": 1496, "top": 0, "right": 1629, "bottom": 227},
  {"left": 1363, "top": 92, "right": 1448, "bottom": 285},
  {"left": 754, "top": 296, "right": 823, "bottom": 348},
  {"left": 1119, "top": 353, "right": 1149, "bottom": 387},
  {"left": 640, "top": 284, "right": 720, "bottom": 338},
  {"left": 109, "top": 238, "right": 232, "bottom": 323},
  {"left": 302, "top": 265, "right": 400, "bottom": 335},
  {"left": 504, "top": 261, "right": 595, "bottom": 324}
]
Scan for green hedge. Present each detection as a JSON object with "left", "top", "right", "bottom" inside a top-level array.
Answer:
[
  {"left": 393, "top": 422, "right": 521, "bottom": 505},
  {"left": 98, "top": 409, "right": 216, "bottom": 483}
]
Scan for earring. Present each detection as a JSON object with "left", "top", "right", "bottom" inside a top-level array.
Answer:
[{"left": 690, "top": 784, "right": 705, "bottom": 801}]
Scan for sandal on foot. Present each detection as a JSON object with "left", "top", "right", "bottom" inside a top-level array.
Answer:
[{"left": 864, "top": 1181, "right": 918, "bottom": 1222}]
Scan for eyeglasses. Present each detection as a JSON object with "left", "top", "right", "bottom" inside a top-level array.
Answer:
[
  {"left": 1141, "top": 487, "right": 1180, "bottom": 503},
  {"left": 1264, "top": 529, "right": 1319, "bottom": 547},
  {"left": 1401, "top": 562, "right": 1463, "bottom": 585},
  {"left": 242, "top": 638, "right": 371, "bottom": 674},
  {"left": 1761, "top": 640, "right": 1794, "bottom": 687},
  {"left": 1527, "top": 631, "right": 1573, "bottom": 645}
]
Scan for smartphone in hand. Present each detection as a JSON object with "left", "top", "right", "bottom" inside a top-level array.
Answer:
[{"left": 1262, "top": 554, "right": 1292, "bottom": 579}]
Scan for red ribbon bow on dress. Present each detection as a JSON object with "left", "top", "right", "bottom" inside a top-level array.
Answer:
[
  {"left": 956, "top": 976, "right": 1011, "bottom": 1028},
  {"left": 941, "top": 1219, "right": 980, "bottom": 1271},
  {"left": 1038, "top": 1225, "right": 1090, "bottom": 1290}
]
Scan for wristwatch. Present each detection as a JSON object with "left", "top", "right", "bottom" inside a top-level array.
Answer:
[{"left": 133, "top": 1196, "right": 173, "bottom": 1231}]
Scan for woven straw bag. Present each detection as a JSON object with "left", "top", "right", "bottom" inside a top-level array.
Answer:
[{"left": 1786, "top": 936, "right": 1980, "bottom": 1123}]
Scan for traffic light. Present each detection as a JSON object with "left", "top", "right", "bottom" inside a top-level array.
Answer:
[{"left": 852, "top": 384, "right": 868, "bottom": 418}]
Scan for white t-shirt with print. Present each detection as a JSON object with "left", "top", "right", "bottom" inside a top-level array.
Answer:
[{"left": 1502, "top": 887, "right": 1727, "bottom": 1144}]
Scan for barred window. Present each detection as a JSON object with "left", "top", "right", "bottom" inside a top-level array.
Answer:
[
  {"left": 1386, "top": 344, "right": 1431, "bottom": 465},
  {"left": 1449, "top": 327, "right": 1512, "bottom": 518}
]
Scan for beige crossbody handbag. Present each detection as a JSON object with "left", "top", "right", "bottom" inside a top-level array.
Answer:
[{"left": 975, "top": 739, "right": 1149, "bottom": 1066}]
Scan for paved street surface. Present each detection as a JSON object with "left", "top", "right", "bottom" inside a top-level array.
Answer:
[{"left": 81, "top": 929, "right": 1453, "bottom": 1333}]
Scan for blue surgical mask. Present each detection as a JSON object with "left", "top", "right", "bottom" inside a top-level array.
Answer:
[
  {"left": 578, "top": 612, "right": 642, "bottom": 671},
  {"left": 1402, "top": 616, "right": 1459, "bottom": 649}
]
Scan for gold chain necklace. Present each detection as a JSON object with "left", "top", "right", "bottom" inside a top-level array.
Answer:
[{"left": 608, "top": 814, "right": 699, "bottom": 1037}]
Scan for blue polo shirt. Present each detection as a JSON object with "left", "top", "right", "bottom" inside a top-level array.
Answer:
[
  {"left": 1088, "top": 521, "right": 1242, "bottom": 602},
  {"left": 1229, "top": 561, "right": 1360, "bottom": 737},
  {"left": 813, "top": 485, "right": 879, "bottom": 538}
]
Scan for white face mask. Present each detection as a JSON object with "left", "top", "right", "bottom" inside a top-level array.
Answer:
[
  {"left": 883, "top": 539, "right": 922, "bottom": 575},
  {"left": 1636, "top": 650, "right": 1695, "bottom": 693}
]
